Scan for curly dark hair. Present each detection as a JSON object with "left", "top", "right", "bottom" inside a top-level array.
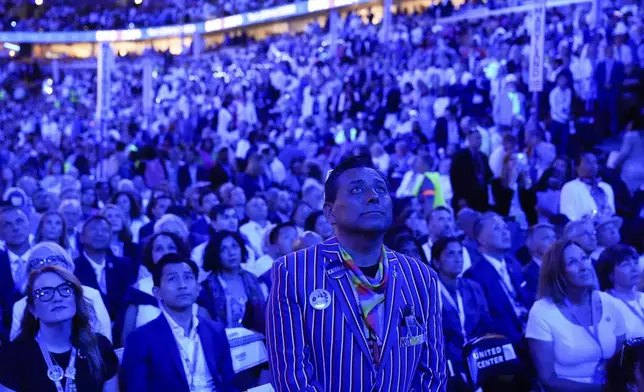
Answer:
[{"left": 203, "top": 230, "right": 248, "bottom": 273}]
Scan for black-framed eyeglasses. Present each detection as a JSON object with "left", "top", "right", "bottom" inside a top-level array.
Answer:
[
  {"left": 620, "top": 337, "right": 644, "bottom": 367},
  {"left": 32, "top": 282, "right": 76, "bottom": 302},
  {"left": 29, "top": 255, "right": 68, "bottom": 271}
]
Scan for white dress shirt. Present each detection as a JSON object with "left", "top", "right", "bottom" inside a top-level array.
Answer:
[
  {"left": 84, "top": 251, "right": 107, "bottom": 294},
  {"left": 11, "top": 285, "right": 112, "bottom": 342},
  {"left": 7, "top": 249, "right": 31, "bottom": 289},
  {"left": 560, "top": 178, "right": 616, "bottom": 221},
  {"left": 240, "top": 221, "right": 269, "bottom": 257},
  {"left": 549, "top": 86, "right": 572, "bottom": 124},
  {"left": 162, "top": 309, "right": 215, "bottom": 392},
  {"left": 483, "top": 254, "right": 528, "bottom": 319}
]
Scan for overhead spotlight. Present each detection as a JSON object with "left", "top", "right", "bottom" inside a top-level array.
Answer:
[
  {"left": 35, "top": 0, "right": 43, "bottom": 6},
  {"left": 9, "top": 50, "right": 15, "bottom": 57},
  {"left": 10, "top": 21, "right": 16, "bottom": 27},
  {"left": 134, "top": 0, "right": 143, "bottom": 4}
]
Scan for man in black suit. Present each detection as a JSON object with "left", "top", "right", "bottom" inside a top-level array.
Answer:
[
  {"left": 177, "top": 147, "right": 209, "bottom": 193},
  {"left": 0, "top": 206, "right": 32, "bottom": 338},
  {"left": 522, "top": 223, "right": 556, "bottom": 300},
  {"left": 450, "top": 129, "right": 493, "bottom": 212},
  {"left": 74, "top": 216, "right": 136, "bottom": 325}
]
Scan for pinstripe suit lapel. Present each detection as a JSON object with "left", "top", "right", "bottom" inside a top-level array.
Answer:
[
  {"left": 320, "top": 239, "right": 374, "bottom": 367},
  {"left": 377, "top": 249, "right": 403, "bottom": 369}
]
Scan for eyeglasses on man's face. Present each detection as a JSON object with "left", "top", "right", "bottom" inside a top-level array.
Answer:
[{"left": 32, "top": 282, "right": 76, "bottom": 302}]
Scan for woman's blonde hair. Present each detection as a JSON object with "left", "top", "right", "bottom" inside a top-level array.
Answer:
[{"left": 27, "top": 241, "right": 74, "bottom": 273}]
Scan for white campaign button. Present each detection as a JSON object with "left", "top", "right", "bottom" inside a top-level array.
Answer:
[{"left": 309, "top": 289, "right": 332, "bottom": 310}]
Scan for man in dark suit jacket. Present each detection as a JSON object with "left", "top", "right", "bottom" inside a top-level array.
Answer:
[
  {"left": 0, "top": 206, "right": 33, "bottom": 339},
  {"left": 464, "top": 214, "right": 534, "bottom": 345},
  {"left": 595, "top": 45, "right": 625, "bottom": 135},
  {"left": 74, "top": 216, "right": 136, "bottom": 324},
  {"left": 121, "top": 254, "right": 238, "bottom": 392},
  {"left": 177, "top": 148, "right": 210, "bottom": 193},
  {"left": 522, "top": 223, "right": 556, "bottom": 300},
  {"left": 434, "top": 106, "right": 461, "bottom": 150},
  {"left": 450, "top": 130, "right": 493, "bottom": 212}
]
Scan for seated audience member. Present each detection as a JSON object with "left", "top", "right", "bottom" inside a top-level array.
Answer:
[
  {"left": 596, "top": 245, "right": 644, "bottom": 339},
  {"left": 527, "top": 240, "right": 626, "bottom": 391},
  {"left": 112, "top": 191, "right": 149, "bottom": 243},
  {"left": 121, "top": 231, "right": 190, "bottom": 345},
  {"left": 591, "top": 215, "right": 623, "bottom": 261},
  {"left": 153, "top": 213, "right": 192, "bottom": 248},
  {"left": 34, "top": 211, "right": 71, "bottom": 251},
  {"left": 74, "top": 216, "right": 136, "bottom": 322},
  {"left": 0, "top": 206, "right": 33, "bottom": 335},
  {"left": 198, "top": 231, "right": 267, "bottom": 333},
  {"left": 523, "top": 223, "right": 557, "bottom": 300},
  {"left": 432, "top": 236, "right": 494, "bottom": 390},
  {"left": 291, "top": 201, "right": 314, "bottom": 232},
  {"left": 304, "top": 211, "right": 334, "bottom": 240},
  {"left": 605, "top": 339, "right": 644, "bottom": 392},
  {"left": 560, "top": 151, "right": 616, "bottom": 221},
  {"left": 464, "top": 214, "right": 534, "bottom": 344},
  {"left": 0, "top": 265, "right": 118, "bottom": 391},
  {"left": 490, "top": 152, "right": 535, "bottom": 228},
  {"left": 58, "top": 199, "right": 83, "bottom": 257},
  {"left": 239, "top": 196, "right": 272, "bottom": 257},
  {"left": 191, "top": 204, "right": 256, "bottom": 269},
  {"left": 191, "top": 187, "right": 220, "bottom": 237},
  {"left": 138, "top": 193, "right": 174, "bottom": 241},
  {"left": 248, "top": 222, "right": 298, "bottom": 287},
  {"left": 101, "top": 204, "right": 139, "bottom": 262},
  {"left": 291, "top": 231, "right": 323, "bottom": 251},
  {"left": 120, "top": 253, "right": 237, "bottom": 392},
  {"left": 424, "top": 205, "right": 472, "bottom": 271},
  {"left": 386, "top": 229, "right": 427, "bottom": 263},
  {"left": 532, "top": 167, "right": 566, "bottom": 223},
  {"left": 11, "top": 241, "right": 111, "bottom": 342},
  {"left": 564, "top": 219, "right": 599, "bottom": 257}
]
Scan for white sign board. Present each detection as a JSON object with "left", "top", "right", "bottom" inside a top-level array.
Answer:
[
  {"left": 528, "top": 0, "right": 546, "bottom": 92},
  {"left": 96, "top": 42, "right": 113, "bottom": 121}
]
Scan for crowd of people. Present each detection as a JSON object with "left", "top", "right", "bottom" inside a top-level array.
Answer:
[
  {"left": 0, "top": 0, "right": 643, "bottom": 390},
  {"left": 2, "top": 0, "right": 305, "bottom": 32}
]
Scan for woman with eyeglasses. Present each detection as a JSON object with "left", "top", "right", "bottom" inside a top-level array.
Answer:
[
  {"left": 527, "top": 240, "right": 626, "bottom": 392},
  {"left": 605, "top": 338, "right": 644, "bottom": 392},
  {"left": 596, "top": 245, "right": 644, "bottom": 339},
  {"left": 0, "top": 265, "right": 119, "bottom": 391},
  {"left": 10, "top": 242, "right": 112, "bottom": 343}
]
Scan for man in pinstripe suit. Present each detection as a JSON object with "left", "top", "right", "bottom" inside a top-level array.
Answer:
[{"left": 266, "top": 156, "right": 447, "bottom": 392}]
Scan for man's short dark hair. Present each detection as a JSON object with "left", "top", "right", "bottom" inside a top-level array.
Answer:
[
  {"left": 324, "top": 156, "right": 385, "bottom": 204},
  {"left": 209, "top": 204, "right": 235, "bottom": 222},
  {"left": 269, "top": 222, "right": 297, "bottom": 246},
  {"left": 81, "top": 215, "right": 112, "bottom": 234},
  {"left": 425, "top": 205, "right": 452, "bottom": 223},
  {"left": 153, "top": 253, "right": 199, "bottom": 287}
]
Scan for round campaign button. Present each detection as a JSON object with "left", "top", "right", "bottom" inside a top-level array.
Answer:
[{"left": 309, "top": 289, "right": 332, "bottom": 310}]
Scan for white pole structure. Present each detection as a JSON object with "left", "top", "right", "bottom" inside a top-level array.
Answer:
[
  {"left": 96, "top": 42, "right": 113, "bottom": 180},
  {"left": 329, "top": 9, "right": 339, "bottom": 59},
  {"left": 382, "top": 0, "right": 393, "bottom": 43},
  {"left": 528, "top": 0, "right": 546, "bottom": 113}
]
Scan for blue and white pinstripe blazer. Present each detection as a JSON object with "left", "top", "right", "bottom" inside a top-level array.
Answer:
[{"left": 266, "top": 237, "right": 447, "bottom": 392}]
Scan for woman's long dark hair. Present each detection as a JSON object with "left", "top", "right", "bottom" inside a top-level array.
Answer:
[
  {"left": 111, "top": 191, "right": 143, "bottom": 220},
  {"left": 22, "top": 266, "right": 104, "bottom": 383}
]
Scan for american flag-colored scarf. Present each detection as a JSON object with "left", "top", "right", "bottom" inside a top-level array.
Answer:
[{"left": 340, "top": 246, "right": 389, "bottom": 339}]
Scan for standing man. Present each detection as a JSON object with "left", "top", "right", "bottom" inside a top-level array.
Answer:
[
  {"left": 450, "top": 129, "right": 493, "bottom": 212},
  {"left": 266, "top": 157, "right": 446, "bottom": 391}
]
